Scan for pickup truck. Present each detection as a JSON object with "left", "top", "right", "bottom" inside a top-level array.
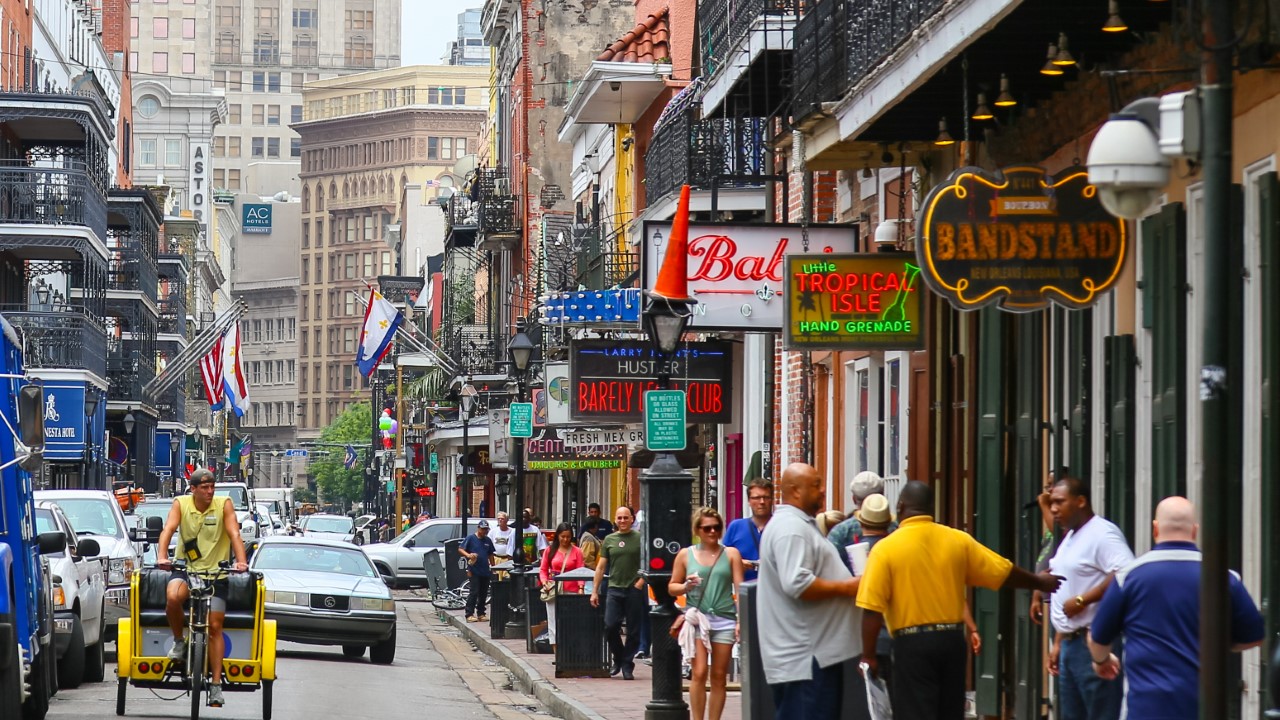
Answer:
[
  {"left": 0, "top": 315, "right": 66, "bottom": 718},
  {"left": 34, "top": 502, "right": 106, "bottom": 689}
]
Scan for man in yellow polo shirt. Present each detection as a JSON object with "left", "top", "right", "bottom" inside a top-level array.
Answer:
[{"left": 857, "top": 481, "right": 1061, "bottom": 720}]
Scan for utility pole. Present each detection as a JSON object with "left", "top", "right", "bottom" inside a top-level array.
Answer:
[{"left": 1198, "top": 1, "right": 1234, "bottom": 718}]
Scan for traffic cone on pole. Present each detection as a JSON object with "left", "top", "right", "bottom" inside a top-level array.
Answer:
[{"left": 651, "top": 184, "right": 694, "bottom": 301}]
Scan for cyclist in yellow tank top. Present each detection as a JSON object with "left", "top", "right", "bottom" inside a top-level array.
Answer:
[{"left": 157, "top": 469, "right": 249, "bottom": 708}]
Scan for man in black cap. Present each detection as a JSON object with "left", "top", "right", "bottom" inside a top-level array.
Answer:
[{"left": 461, "top": 519, "right": 496, "bottom": 622}]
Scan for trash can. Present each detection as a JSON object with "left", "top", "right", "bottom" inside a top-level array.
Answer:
[
  {"left": 487, "top": 562, "right": 513, "bottom": 640},
  {"left": 442, "top": 538, "right": 468, "bottom": 591},
  {"left": 552, "top": 567, "right": 608, "bottom": 677},
  {"left": 524, "top": 570, "right": 550, "bottom": 654}
]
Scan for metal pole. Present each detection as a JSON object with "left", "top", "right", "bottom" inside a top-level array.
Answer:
[
  {"left": 395, "top": 363, "right": 404, "bottom": 531},
  {"left": 461, "top": 400, "right": 469, "bottom": 534},
  {"left": 1199, "top": 1, "right": 1234, "bottom": 718},
  {"left": 506, "top": 371, "right": 529, "bottom": 639}
]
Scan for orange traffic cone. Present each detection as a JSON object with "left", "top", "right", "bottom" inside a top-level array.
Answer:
[{"left": 651, "top": 184, "right": 694, "bottom": 301}]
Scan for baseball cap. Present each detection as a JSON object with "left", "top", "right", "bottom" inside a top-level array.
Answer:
[
  {"left": 849, "top": 471, "right": 884, "bottom": 502},
  {"left": 477, "top": 520, "right": 490, "bottom": 529},
  {"left": 856, "top": 494, "right": 892, "bottom": 528}
]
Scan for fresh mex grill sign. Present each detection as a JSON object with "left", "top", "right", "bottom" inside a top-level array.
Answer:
[
  {"left": 525, "top": 428, "right": 625, "bottom": 471},
  {"left": 570, "top": 339, "right": 733, "bottom": 423},
  {"left": 783, "top": 254, "right": 925, "bottom": 351},
  {"left": 916, "top": 165, "right": 1126, "bottom": 312}
]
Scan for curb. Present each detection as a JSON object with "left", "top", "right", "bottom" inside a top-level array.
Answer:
[{"left": 441, "top": 612, "right": 608, "bottom": 720}]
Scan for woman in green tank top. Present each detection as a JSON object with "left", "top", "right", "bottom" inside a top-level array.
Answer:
[{"left": 669, "top": 507, "right": 744, "bottom": 720}]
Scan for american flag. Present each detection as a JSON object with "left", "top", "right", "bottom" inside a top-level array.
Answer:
[{"left": 200, "top": 335, "right": 224, "bottom": 408}]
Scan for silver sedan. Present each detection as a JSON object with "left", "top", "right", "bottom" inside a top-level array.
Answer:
[{"left": 249, "top": 536, "right": 397, "bottom": 663}]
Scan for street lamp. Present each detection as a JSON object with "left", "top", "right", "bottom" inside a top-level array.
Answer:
[
  {"left": 123, "top": 408, "right": 136, "bottom": 487},
  {"left": 505, "top": 328, "right": 535, "bottom": 640},
  {"left": 459, "top": 382, "right": 477, "bottom": 540},
  {"left": 640, "top": 291, "right": 695, "bottom": 720},
  {"left": 169, "top": 432, "right": 181, "bottom": 496}
]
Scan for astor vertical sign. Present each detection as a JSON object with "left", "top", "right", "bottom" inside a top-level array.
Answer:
[
  {"left": 188, "top": 142, "right": 210, "bottom": 236},
  {"left": 916, "top": 165, "right": 1126, "bottom": 312}
]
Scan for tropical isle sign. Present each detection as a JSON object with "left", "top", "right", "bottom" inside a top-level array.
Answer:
[
  {"left": 916, "top": 165, "right": 1126, "bottom": 312},
  {"left": 783, "top": 253, "right": 925, "bottom": 351}
]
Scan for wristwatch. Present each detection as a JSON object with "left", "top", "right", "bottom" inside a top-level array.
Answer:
[{"left": 1075, "top": 595, "right": 1086, "bottom": 608}]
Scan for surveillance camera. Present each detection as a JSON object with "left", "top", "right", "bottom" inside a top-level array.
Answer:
[{"left": 1086, "top": 99, "right": 1169, "bottom": 219}]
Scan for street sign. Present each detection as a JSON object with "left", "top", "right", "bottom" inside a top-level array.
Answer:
[
  {"left": 563, "top": 427, "right": 646, "bottom": 447},
  {"left": 284, "top": 449, "right": 309, "bottom": 457},
  {"left": 429, "top": 451, "right": 439, "bottom": 473},
  {"left": 509, "top": 403, "right": 534, "bottom": 438},
  {"left": 384, "top": 480, "right": 395, "bottom": 493},
  {"left": 644, "top": 390, "right": 687, "bottom": 451}
]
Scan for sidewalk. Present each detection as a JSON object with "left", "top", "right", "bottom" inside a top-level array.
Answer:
[{"left": 411, "top": 596, "right": 742, "bottom": 720}]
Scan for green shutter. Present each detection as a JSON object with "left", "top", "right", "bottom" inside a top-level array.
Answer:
[
  {"left": 1260, "top": 171, "right": 1280, "bottom": 714},
  {"left": 1105, "top": 334, "right": 1136, "bottom": 546},
  {"left": 974, "top": 306, "right": 1006, "bottom": 717},
  {"left": 1141, "top": 203, "right": 1187, "bottom": 504},
  {"left": 1012, "top": 312, "right": 1045, "bottom": 720},
  {"left": 1068, "top": 309, "right": 1091, "bottom": 478}
]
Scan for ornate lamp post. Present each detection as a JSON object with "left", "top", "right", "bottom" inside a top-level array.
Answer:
[
  {"left": 123, "top": 408, "right": 136, "bottom": 487},
  {"left": 504, "top": 328, "right": 535, "bottom": 639},
  {"left": 459, "top": 382, "right": 477, "bottom": 535}
]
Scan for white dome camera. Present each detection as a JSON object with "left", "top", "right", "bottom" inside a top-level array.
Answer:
[{"left": 1087, "top": 98, "right": 1170, "bottom": 219}]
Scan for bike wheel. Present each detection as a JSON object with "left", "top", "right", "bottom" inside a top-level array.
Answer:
[
  {"left": 189, "top": 635, "right": 206, "bottom": 720},
  {"left": 262, "top": 679, "right": 273, "bottom": 720},
  {"left": 115, "top": 677, "right": 127, "bottom": 716}
]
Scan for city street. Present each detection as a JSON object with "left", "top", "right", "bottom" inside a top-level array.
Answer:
[{"left": 46, "top": 596, "right": 546, "bottom": 720}]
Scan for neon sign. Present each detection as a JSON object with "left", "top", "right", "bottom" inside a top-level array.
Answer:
[
  {"left": 570, "top": 339, "right": 734, "bottom": 423},
  {"left": 783, "top": 253, "right": 926, "bottom": 351},
  {"left": 916, "top": 165, "right": 1126, "bottom": 311}
]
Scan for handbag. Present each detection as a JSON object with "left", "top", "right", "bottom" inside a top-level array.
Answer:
[{"left": 540, "top": 548, "right": 571, "bottom": 602}]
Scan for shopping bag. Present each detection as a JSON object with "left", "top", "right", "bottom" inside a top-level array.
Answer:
[{"left": 860, "top": 662, "right": 893, "bottom": 720}]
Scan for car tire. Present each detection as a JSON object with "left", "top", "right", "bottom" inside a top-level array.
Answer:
[
  {"left": 56, "top": 617, "right": 85, "bottom": 689},
  {"left": 341, "top": 645, "right": 365, "bottom": 659},
  {"left": 84, "top": 603, "right": 106, "bottom": 683},
  {"left": 369, "top": 625, "right": 396, "bottom": 665},
  {"left": 23, "top": 642, "right": 52, "bottom": 719},
  {"left": 0, "top": 614, "right": 21, "bottom": 719}
]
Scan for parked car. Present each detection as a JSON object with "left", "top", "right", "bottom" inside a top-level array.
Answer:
[
  {"left": 126, "top": 498, "right": 177, "bottom": 565},
  {"left": 362, "top": 517, "right": 494, "bottom": 587},
  {"left": 297, "top": 514, "right": 358, "bottom": 544},
  {"left": 33, "top": 503, "right": 106, "bottom": 688},
  {"left": 34, "top": 490, "right": 142, "bottom": 643},
  {"left": 256, "top": 503, "right": 287, "bottom": 536},
  {"left": 250, "top": 536, "right": 396, "bottom": 663},
  {"left": 213, "top": 482, "right": 265, "bottom": 541}
]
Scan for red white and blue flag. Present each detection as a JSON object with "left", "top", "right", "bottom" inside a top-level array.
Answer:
[
  {"left": 356, "top": 289, "right": 403, "bottom": 377},
  {"left": 200, "top": 335, "right": 224, "bottom": 409},
  {"left": 220, "top": 323, "right": 251, "bottom": 417}
]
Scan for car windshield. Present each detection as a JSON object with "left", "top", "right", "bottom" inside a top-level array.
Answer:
[
  {"left": 54, "top": 499, "right": 122, "bottom": 538},
  {"left": 34, "top": 509, "right": 66, "bottom": 556},
  {"left": 216, "top": 486, "right": 250, "bottom": 510},
  {"left": 253, "top": 544, "right": 377, "bottom": 577},
  {"left": 132, "top": 502, "right": 171, "bottom": 523},
  {"left": 304, "top": 516, "right": 353, "bottom": 533}
]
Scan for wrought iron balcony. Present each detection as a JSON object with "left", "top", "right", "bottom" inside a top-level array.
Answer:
[
  {"left": 575, "top": 225, "right": 638, "bottom": 290},
  {"left": 700, "top": 0, "right": 800, "bottom": 79},
  {"left": 443, "top": 194, "right": 478, "bottom": 247},
  {"left": 3, "top": 308, "right": 108, "bottom": 377},
  {"left": 793, "top": 0, "right": 848, "bottom": 122},
  {"left": 107, "top": 243, "right": 160, "bottom": 299},
  {"left": 0, "top": 160, "right": 108, "bottom": 239},
  {"left": 848, "top": 0, "right": 945, "bottom": 94},
  {"left": 476, "top": 167, "right": 518, "bottom": 236},
  {"left": 157, "top": 298, "right": 189, "bottom": 336},
  {"left": 644, "top": 111, "right": 769, "bottom": 205},
  {"left": 445, "top": 325, "right": 498, "bottom": 376},
  {"left": 107, "top": 347, "right": 158, "bottom": 405}
]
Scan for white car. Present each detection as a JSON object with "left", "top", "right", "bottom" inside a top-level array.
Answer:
[
  {"left": 214, "top": 482, "right": 265, "bottom": 541},
  {"left": 34, "top": 502, "right": 107, "bottom": 688},
  {"left": 256, "top": 503, "right": 287, "bottom": 537},
  {"left": 362, "top": 518, "right": 494, "bottom": 587},
  {"left": 35, "top": 489, "right": 141, "bottom": 643}
]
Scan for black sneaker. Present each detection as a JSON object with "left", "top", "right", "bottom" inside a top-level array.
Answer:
[
  {"left": 610, "top": 662, "right": 622, "bottom": 677},
  {"left": 622, "top": 663, "right": 635, "bottom": 681}
]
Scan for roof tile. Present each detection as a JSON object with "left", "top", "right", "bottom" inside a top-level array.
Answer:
[{"left": 597, "top": 7, "right": 671, "bottom": 64}]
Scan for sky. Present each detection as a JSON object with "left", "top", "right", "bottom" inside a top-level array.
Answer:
[{"left": 402, "top": 1, "right": 485, "bottom": 67}]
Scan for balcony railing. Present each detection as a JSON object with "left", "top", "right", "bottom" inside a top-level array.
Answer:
[
  {"left": 108, "top": 244, "right": 160, "bottom": 299},
  {"left": 445, "top": 325, "right": 498, "bottom": 376},
  {"left": 4, "top": 309, "right": 108, "bottom": 377},
  {"left": 793, "top": 0, "right": 848, "bottom": 122},
  {"left": 848, "top": 0, "right": 946, "bottom": 95},
  {"left": 476, "top": 167, "right": 518, "bottom": 235},
  {"left": 157, "top": 298, "right": 189, "bottom": 336},
  {"left": 645, "top": 112, "right": 769, "bottom": 205},
  {"left": 575, "top": 225, "right": 638, "bottom": 290},
  {"left": 0, "top": 160, "right": 108, "bottom": 239},
  {"left": 107, "top": 348, "right": 157, "bottom": 404},
  {"left": 700, "top": 0, "right": 801, "bottom": 78}
]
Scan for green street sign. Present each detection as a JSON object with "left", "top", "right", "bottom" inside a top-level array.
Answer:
[
  {"left": 384, "top": 480, "right": 395, "bottom": 493},
  {"left": 429, "top": 452, "right": 439, "bottom": 473},
  {"left": 509, "top": 402, "right": 534, "bottom": 438},
  {"left": 644, "top": 390, "right": 687, "bottom": 451}
]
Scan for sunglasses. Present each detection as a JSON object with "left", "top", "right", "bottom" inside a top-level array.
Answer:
[{"left": 699, "top": 524, "right": 723, "bottom": 533}]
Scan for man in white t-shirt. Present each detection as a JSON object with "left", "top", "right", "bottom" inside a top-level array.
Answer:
[
  {"left": 1033, "top": 475, "right": 1134, "bottom": 720},
  {"left": 489, "top": 512, "right": 516, "bottom": 560}
]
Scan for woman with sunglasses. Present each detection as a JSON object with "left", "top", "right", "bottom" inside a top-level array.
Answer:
[{"left": 669, "top": 507, "right": 744, "bottom": 720}]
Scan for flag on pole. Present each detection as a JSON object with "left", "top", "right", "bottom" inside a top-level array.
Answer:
[
  {"left": 344, "top": 445, "right": 358, "bottom": 469},
  {"left": 356, "top": 289, "right": 404, "bottom": 377},
  {"left": 200, "top": 335, "right": 225, "bottom": 409},
  {"left": 221, "top": 322, "right": 251, "bottom": 417}
]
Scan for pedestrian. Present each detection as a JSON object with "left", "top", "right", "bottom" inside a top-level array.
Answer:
[
  {"left": 827, "top": 470, "right": 898, "bottom": 574},
  {"left": 521, "top": 508, "right": 549, "bottom": 565},
  {"left": 539, "top": 522, "right": 584, "bottom": 654},
  {"left": 1088, "top": 496, "right": 1264, "bottom": 719},
  {"left": 460, "top": 519, "right": 496, "bottom": 622},
  {"left": 670, "top": 507, "right": 743, "bottom": 720},
  {"left": 757, "top": 463, "right": 861, "bottom": 716},
  {"left": 578, "top": 517, "right": 602, "bottom": 593},
  {"left": 858, "top": 481, "right": 1062, "bottom": 720},
  {"left": 723, "top": 477, "right": 773, "bottom": 581},
  {"left": 815, "top": 509, "right": 846, "bottom": 537},
  {"left": 590, "top": 506, "right": 646, "bottom": 680},
  {"left": 1032, "top": 475, "right": 1134, "bottom": 720},
  {"left": 490, "top": 511, "right": 516, "bottom": 561},
  {"left": 581, "top": 502, "right": 614, "bottom": 539}
]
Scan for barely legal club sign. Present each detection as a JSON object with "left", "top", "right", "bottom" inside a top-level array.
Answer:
[
  {"left": 570, "top": 339, "right": 733, "bottom": 423},
  {"left": 916, "top": 165, "right": 1126, "bottom": 312},
  {"left": 783, "top": 254, "right": 925, "bottom": 351}
]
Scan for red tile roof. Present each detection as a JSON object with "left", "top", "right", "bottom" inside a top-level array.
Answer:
[{"left": 596, "top": 8, "right": 671, "bottom": 63}]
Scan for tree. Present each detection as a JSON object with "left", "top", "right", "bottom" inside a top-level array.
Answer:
[
  {"left": 310, "top": 402, "right": 372, "bottom": 508},
  {"left": 293, "top": 486, "right": 317, "bottom": 505}
]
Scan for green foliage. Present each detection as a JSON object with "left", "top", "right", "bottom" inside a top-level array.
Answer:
[
  {"left": 310, "top": 402, "right": 372, "bottom": 508},
  {"left": 293, "top": 486, "right": 317, "bottom": 504},
  {"left": 405, "top": 367, "right": 449, "bottom": 403}
]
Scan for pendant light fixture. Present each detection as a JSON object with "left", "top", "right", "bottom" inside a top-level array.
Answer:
[
  {"left": 994, "top": 74, "right": 1017, "bottom": 107},
  {"left": 972, "top": 92, "right": 994, "bottom": 120},
  {"left": 1102, "top": 0, "right": 1128, "bottom": 32},
  {"left": 1053, "top": 32, "right": 1077, "bottom": 66},
  {"left": 1040, "top": 43, "right": 1064, "bottom": 76},
  {"left": 934, "top": 118, "right": 955, "bottom": 146}
]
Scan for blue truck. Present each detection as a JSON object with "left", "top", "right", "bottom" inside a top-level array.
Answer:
[{"left": 0, "top": 314, "right": 67, "bottom": 718}]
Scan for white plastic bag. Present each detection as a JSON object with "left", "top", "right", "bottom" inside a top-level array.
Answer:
[{"left": 859, "top": 662, "right": 893, "bottom": 720}]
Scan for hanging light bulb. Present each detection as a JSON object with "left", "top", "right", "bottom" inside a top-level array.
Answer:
[
  {"left": 972, "top": 92, "right": 994, "bottom": 121},
  {"left": 934, "top": 118, "right": 955, "bottom": 147},
  {"left": 994, "top": 74, "right": 1017, "bottom": 107},
  {"left": 1102, "top": 0, "right": 1128, "bottom": 32},
  {"left": 1053, "top": 32, "right": 1077, "bottom": 66},
  {"left": 1041, "top": 43, "right": 1064, "bottom": 76}
]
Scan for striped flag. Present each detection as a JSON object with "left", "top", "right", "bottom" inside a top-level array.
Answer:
[
  {"left": 200, "top": 335, "right": 224, "bottom": 409},
  {"left": 221, "top": 323, "right": 251, "bottom": 417}
]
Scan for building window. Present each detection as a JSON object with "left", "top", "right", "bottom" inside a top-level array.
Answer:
[
  {"left": 213, "top": 137, "right": 226, "bottom": 157},
  {"left": 130, "top": 53, "right": 138, "bottom": 73},
  {"left": 153, "top": 17, "right": 169, "bottom": 38},
  {"left": 256, "top": 5, "right": 279, "bottom": 29},
  {"left": 229, "top": 137, "right": 241, "bottom": 157},
  {"left": 228, "top": 104, "right": 242, "bottom": 124},
  {"left": 229, "top": 169, "right": 242, "bottom": 189},
  {"left": 165, "top": 139, "right": 181, "bottom": 166},
  {"left": 267, "top": 138, "right": 280, "bottom": 157},
  {"left": 265, "top": 362, "right": 274, "bottom": 384},
  {"left": 344, "top": 293, "right": 355, "bottom": 316},
  {"left": 217, "top": 32, "right": 238, "bottom": 63},
  {"left": 252, "top": 72, "right": 266, "bottom": 92},
  {"left": 344, "top": 36, "right": 373, "bottom": 68},
  {"left": 292, "top": 8, "right": 316, "bottom": 28},
  {"left": 183, "top": 18, "right": 196, "bottom": 39},
  {"left": 277, "top": 319, "right": 285, "bottom": 340},
  {"left": 254, "top": 33, "right": 279, "bottom": 65},
  {"left": 288, "top": 318, "right": 295, "bottom": 339},
  {"left": 293, "top": 33, "right": 317, "bottom": 65},
  {"left": 251, "top": 361, "right": 262, "bottom": 384},
  {"left": 137, "top": 95, "right": 160, "bottom": 119},
  {"left": 217, "top": 4, "right": 240, "bottom": 27},
  {"left": 267, "top": 105, "right": 280, "bottom": 125},
  {"left": 251, "top": 137, "right": 264, "bottom": 157},
  {"left": 342, "top": 364, "right": 354, "bottom": 390},
  {"left": 152, "top": 52, "right": 168, "bottom": 73},
  {"left": 252, "top": 104, "right": 264, "bottom": 124},
  {"left": 130, "top": 17, "right": 139, "bottom": 38},
  {"left": 182, "top": 53, "right": 196, "bottom": 74},
  {"left": 269, "top": 73, "right": 281, "bottom": 92},
  {"left": 343, "top": 328, "right": 355, "bottom": 354},
  {"left": 344, "top": 254, "right": 355, "bottom": 279},
  {"left": 290, "top": 138, "right": 301, "bottom": 157},
  {"left": 441, "top": 137, "right": 453, "bottom": 160},
  {"left": 291, "top": 105, "right": 303, "bottom": 123},
  {"left": 427, "top": 87, "right": 466, "bottom": 105},
  {"left": 381, "top": 251, "right": 392, "bottom": 275},
  {"left": 344, "top": 10, "right": 373, "bottom": 29},
  {"left": 456, "top": 137, "right": 468, "bottom": 157},
  {"left": 139, "top": 138, "right": 157, "bottom": 166},
  {"left": 252, "top": 320, "right": 262, "bottom": 342},
  {"left": 427, "top": 137, "right": 438, "bottom": 160}
]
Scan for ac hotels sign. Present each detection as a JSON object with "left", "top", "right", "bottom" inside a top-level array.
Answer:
[{"left": 642, "top": 222, "right": 858, "bottom": 330}]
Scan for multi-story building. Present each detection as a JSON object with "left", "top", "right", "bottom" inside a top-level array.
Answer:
[
  {"left": 0, "top": 0, "right": 33, "bottom": 91},
  {"left": 293, "top": 64, "right": 488, "bottom": 438},
  {"left": 447, "top": 9, "right": 487, "bottom": 67},
  {"left": 209, "top": 0, "right": 401, "bottom": 196},
  {"left": 131, "top": 77, "right": 228, "bottom": 218}
]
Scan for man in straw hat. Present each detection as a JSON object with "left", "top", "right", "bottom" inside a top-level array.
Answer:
[{"left": 827, "top": 471, "right": 896, "bottom": 574}]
